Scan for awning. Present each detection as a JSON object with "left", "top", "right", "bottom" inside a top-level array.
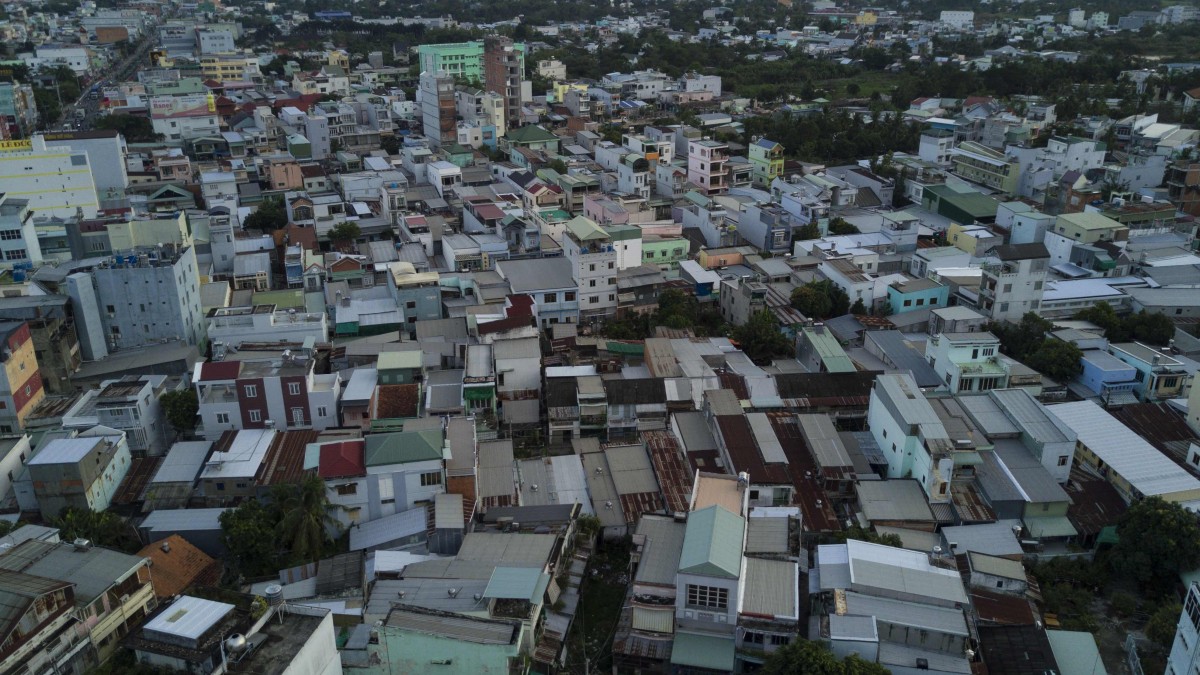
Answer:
[
  {"left": 632, "top": 606, "right": 674, "bottom": 634},
  {"left": 462, "top": 386, "right": 494, "bottom": 401},
  {"left": 1024, "top": 515, "right": 1078, "bottom": 539},
  {"left": 1097, "top": 525, "right": 1120, "bottom": 546},
  {"left": 670, "top": 632, "right": 735, "bottom": 672}
]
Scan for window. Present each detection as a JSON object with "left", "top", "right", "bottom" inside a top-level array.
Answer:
[
  {"left": 336, "top": 483, "right": 357, "bottom": 495},
  {"left": 686, "top": 585, "right": 728, "bottom": 610},
  {"left": 983, "top": 347, "right": 995, "bottom": 356},
  {"left": 565, "top": 292, "right": 576, "bottom": 301},
  {"left": 317, "top": 406, "right": 327, "bottom": 418},
  {"left": 244, "top": 384, "right": 258, "bottom": 398},
  {"left": 590, "top": 296, "right": 599, "bottom": 304},
  {"left": 216, "top": 482, "right": 225, "bottom": 491},
  {"left": 288, "top": 382, "right": 301, "bottom": 395},
  {"left": 1186, "top": 588, "right": 1200, "bottom": 631},
  {"left": 1003, "top": 284, "right": 1012, "bottom": 293},
  {"left": 608, "top": 261, "right": 614, "bottom": 269},
  {"left": 744, "top": 632, "right": 764, "bottom": 645},
  {"left": 770, "top": 635, "right": 790, "bottom": 646},
  {"left": 916, "top": 298, "right": 924, "bottom": 306},
  {"left": 1058, "top": 456, "right": 1069, "bottom": 466},
  {"left": 589, "top": 279, "right": 596, "bottom": 287},
  {"left": 420, "top": 471, "right": 442, "bottom": 486},
  {"left": 249, "top": 409, "right": 262, "bottom": 423},
  {"left": 106, "top": 305, "right": 115, "bottom": 314},
  {"left": 3, "top": 249, "right": 27, "bottom": 261},
  {"left": 545, "top": 293, "right": 557, "bottom": 303},
  {"left": 929, "top": 297, "right": 938, "bottom": 305},
  {"left": 216, "top": 413, "right": 229, "bottom": 424},
  {"left": 903, "top": 299, "right": 912, "bottom": 307},
  {"left": 645, "top": 251, "right": 655, "bottom": 259},
  {"left": 749, "top": 490, "right": 759, "bottom": 500},
  {"left": 589, "top": 264, "right": 595, "bottom": 272},
  {"left": 999, "top": 302, "right": 1010, "bottom": 313},
  {"left": 292, "top": 407, "right": 305, "bottom": 425},
  {"left": 0, "top": 230, "right": 21, "bottom": 240}
]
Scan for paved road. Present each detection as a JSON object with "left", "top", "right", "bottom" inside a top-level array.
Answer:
[{"left": 55, "top": 10, "right": 171, "bottom": 130}]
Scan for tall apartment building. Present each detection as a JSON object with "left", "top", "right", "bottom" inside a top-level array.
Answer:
[
  {"left": 483, "top": 36, "right": 523, "bottom": 130},
  {"left": 0, "top": 82, "right": 38, "bottom": 140},
  {"left": 687, "top": 139, "right": 730, "bottom": 195},
  {"left": 419, "top": 71, "right": 456, "bottom": 148},
  {"left": 417, "top": 39, "right": 527, "bottom": 86},
  {"left": 0, "top": 135, "right": 100, "bottom": 219},
  {"left": 977, "top": 243, "right": 1049, "bottom": 323},
  {"left": 92, "top": 245, "right": 206, "bottom": 351},
  {"left": 0, "top": 193, "right": 43, "bottom": 267},
  {"left": 950, "top": 141, "right": 1019, "bottom": 194},
  {"left": 563, "top": 216, "right": 618, "bottom": 322},
  {"left": 0, "top": 321, "right": 45, "bottom": 433},
  {"left": 748, "top": 138, "right": 784, "bottom": 188}
]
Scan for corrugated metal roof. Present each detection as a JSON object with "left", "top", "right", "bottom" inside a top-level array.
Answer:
[
  {"left": 150, "top": 441, "right": 211, "bottom": 484},
  {"left": 1051, "top": 400, "right": 1200, "bottom": 499},
  {"left": 348, "top": 507, "right": 426, "bottom": 551},
  {"left": 141, "top": 507, "right": 228, "bottom": 532},
  {"left": 678, "top": 506, "right": 744, "bottom": 579},
  {"left": 747, "top": 413, "right": 787, "bottom": 464},
  {"left": 857, "top": 480, "right": 936, "bottom": 523},
  {"left": 845, "top": 539, "right": 969, "bottom": 605},
  {"left": 967, "top": 552, "right": 1025, "bottom": 580},
  {"left": 744, "top": 515, "right": 789, "bottom": 554},
  {"left": 990, "top": 389, "right": 1071, "bottom": 444},
  {"left": 634, "top": 515, "right": 686, "bottom": 586},
  {"left": 386, "top": 607, "right": 517, "bottom": 645},
  {"left": 741, "top": 557, "right": 797, "bottom": 618},
  {"left": 483, "top": 566, "right": 547, "bottom": 601},
  {"left": 958, "top": 394, "right": 1020, "bottom": 437},
  {"left": 797, "top": 414, "right": 853, "bottom": 469},
  {"left": 942, "top": 521, "right": 1024, "bottom": 557},
  {"left": 843, "top": 590, "right": 969, "bottom": 636},
  {"left": 605, "top": 444, "right": 659, "bottom": 495},
  {"left": 829, "top": 613, "right": 878, "bottom": 641}
]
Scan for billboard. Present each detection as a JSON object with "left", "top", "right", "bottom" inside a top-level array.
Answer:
[{"left": 149, "top": 94, "right": 216, "bottom": 118}]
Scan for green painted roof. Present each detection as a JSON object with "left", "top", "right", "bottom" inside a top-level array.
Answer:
[
  {"left": 251, "top": 289, "right": 305, "bottom": 309},
  {"left": 678, "top": 505, "right": 744, "bottom": 579},
  {"left": 670, "top": 632, "right": 736, "bottom": 671},
  {"left": 605, "top": 341, "right": 644, "bottom": 356},
  {"left": 506, "top": 125, "right": 558, "bottom": 144},
  {"left": 363, "top": 430, "right": 443, "bottom": 466},
  {"left": 605, "top": 223, "right": 641, "bottom": 241},
  {"left": 565, "top": 216, "right": 609, "bottom": 242}
]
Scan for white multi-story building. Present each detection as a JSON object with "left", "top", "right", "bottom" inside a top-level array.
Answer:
[
  {"left": 0, "top": 194, "right": 42, "bottom": 267},
  {"left": 562, "top": 215, "right": 618, "bottom": 322},
  {"left": 939, "top": 10, "right": 975, "bottom": 29},
  {"left": 925, "top": 332, "right": 1010, "bottom": 394},
  {"left": 977, "top": 243, "right": 1049, "bottom": 323},
  {"left": 1168, "top": 582, "right": 1200, "bottom": 675},
  {"left": 0, "top": 135, "right": 100, "bottom": 219}
]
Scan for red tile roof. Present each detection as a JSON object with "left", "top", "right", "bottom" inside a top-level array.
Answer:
[
  {"left": 319, "top": 440, "right": 366, "bottom": 478},
  {"left": 199, "top": 361, "right": 241, "bottom": 381},
  {"left": 373, "top": 384, "right": 420, "bottom": 419},
  {"left": 138, "top": 535, "right": 221, "bottom": 599}
]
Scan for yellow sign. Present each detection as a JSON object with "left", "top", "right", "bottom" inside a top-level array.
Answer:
[{"left": 0, "top": 140, "right": 32, "bottom": 152}]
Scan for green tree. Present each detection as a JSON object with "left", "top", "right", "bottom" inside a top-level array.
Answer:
[
  {"left": 850, "top": 298, "right": 867, "bottom": 315},
  {"left": 1128, "top": 310, "right": 1176, "bottom": 346},
  {"left": 160, "top": 389, "right": 198, "bottom": 433},
  {"left": 828, "top": 217, "right": 860, "bottom": 235},
  {"left": 272, "top": 475, "right": 337, "bottom": 565},
  {"left": 1025, "top": 339, "right": 1084, "bottom": 381},
  {"left": 988, "top": 312, "right": 1053, "bottom": 361},
  {"left": 328, "top": 221, "right": 362, "bottom": 243},
  {"left": 381, "top": 135, "right": 402, "bottom": 155},
  {"left": 762, "top": 639, "right": 889, "bottom": 675},
  {"left": 732, "top": 310, "right": 792, "bottom": 365},
  {"left": 242, "top": 196, "right": 287, "bottom": 230},
  {"left": 220, "top": 498, "right": 282, "bottom": 578},
  {"left": 836, "top": 525, "right": 902, "bottom": 548},
  {"left": 94, "top": 114, "right": 163, "bottom": 142},
  {"left": 790, "top": 280, "right": 850, "bottom": 320},
  {"left": 795, "top": 222, "right": 821, "bottom": 241},
  {"left": 1110, "top": 497, "right": 1200, "bottom": 595},
  {"left": 792, "top": 285, "right": 833, "bottom": 320},
  {"left": 51, "top": 507, "right": 140, "bottom": 553},
  {"left": 1147, "top": 603, "right": 1183, "bottom": 650}
]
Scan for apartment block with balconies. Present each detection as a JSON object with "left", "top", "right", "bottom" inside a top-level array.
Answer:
[
  {"left": 687, "top": 139, "right": 730, "bottom": 196},
  {"left": 563, "top": 216, "right": 618, "bottom": 322},
  {"left": 977, "top": 243, "right": 1049, "bottom": 323},
  {"left": 925, "top": 332, "right": 1010, "bottom": 394}
]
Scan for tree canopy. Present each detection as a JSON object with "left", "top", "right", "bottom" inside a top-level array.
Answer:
[
  {"left": 94, "top": 114, "right": 163, "bottom": 142},
  {"left": 220, "top": 475, "right": 339, "bottom": 579},
  {"left": 328, "top": 221, "right": 362, "bottom": 243},
  {"left": 1110, "top": 496, "right": 1200, "bottom": 596},
  {"left": 732, "top": 310, "right": 792, "bottom": 365},
  {"left": 988, "top": 312, "right": 1083, "bottom": 381},
  {"left": 242, "top": 196, "right": 288, "bottom": 231},
  {"left": 52, "top": 507, "right": 141, "bottom": 553},
  {"left": 1075, "top": 303, "right": 1176, "bottom": 346},
  {"left": 791, "top": 280, "right": 850, "bottom": 320},
  {"left": 761, "top": 639, "right": 890, "bottom": 675},
  {"left": 160, "top": 389, "right": 198, "bottom": 434}
]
